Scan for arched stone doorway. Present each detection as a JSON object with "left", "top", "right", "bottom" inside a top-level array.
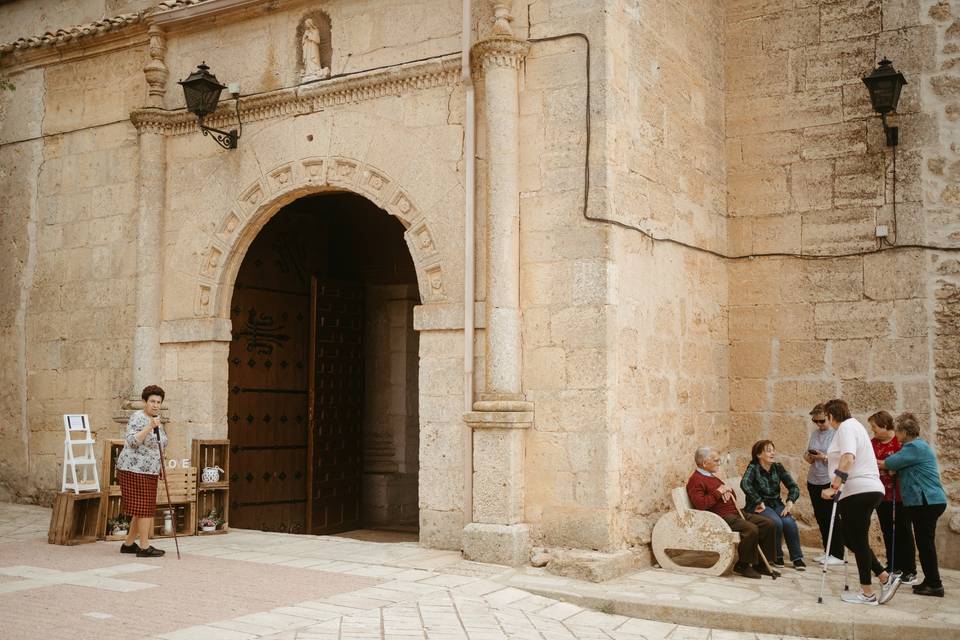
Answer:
[{"left": 226, "top": 192, "right": 420, "bottom": 535}]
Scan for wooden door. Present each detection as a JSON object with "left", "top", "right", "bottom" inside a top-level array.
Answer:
[
  {"left": 227, "top": 261, "right": 310, "bottom": 533},
  {"left": 307, "top": 276, "right": 364, "bottom": 534}
]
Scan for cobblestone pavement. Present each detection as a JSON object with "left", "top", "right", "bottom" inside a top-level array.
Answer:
[{"left": 5, "top": 502, "right": 956, "bottom": 640}]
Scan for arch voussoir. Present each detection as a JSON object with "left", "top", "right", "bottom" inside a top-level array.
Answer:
[{"left": 193, "top": 155, "right": 449, "bottom": 319}]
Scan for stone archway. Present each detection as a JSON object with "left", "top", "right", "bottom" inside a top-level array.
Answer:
[{"left": 190, "top": 155, "right": 449, "bottom": 323}]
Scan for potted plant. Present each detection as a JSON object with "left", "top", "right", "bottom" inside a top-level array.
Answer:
[
  {"left": 199, "top": 508, "right": 224, "bottom": 532},
  {"left": 108, "top": 514, "right": 130, "bottom": 537}
]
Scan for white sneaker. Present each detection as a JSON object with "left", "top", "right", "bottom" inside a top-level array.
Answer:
[
  {"left": 901, "top": 572, "right": 920, "bottom": 586},
  {"left": 822, "top": 555, "right": 844, "bottom": 566},
  {"left": 841, "top": 590, "right": 878, "bottom": 606},
  {"left": 813, "top": 553, "right": 826, "bottom": 563},
  {"left": 879, "top": 574, "right": 902, "bottom": 605}
]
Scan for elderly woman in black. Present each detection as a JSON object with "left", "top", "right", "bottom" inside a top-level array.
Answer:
[{"left": 115, "top": 385, "right": 168, "bottom": 558}]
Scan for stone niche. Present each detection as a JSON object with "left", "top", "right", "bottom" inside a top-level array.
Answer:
[{"left": 297, "top": 11, "right": 332, "bottom": 82}]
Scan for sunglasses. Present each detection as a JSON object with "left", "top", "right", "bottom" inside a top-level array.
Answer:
[{"left": 812, "top": 419, "right": 826, "bottom": 424}]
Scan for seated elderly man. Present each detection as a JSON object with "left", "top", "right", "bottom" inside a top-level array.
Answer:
[{"left": 686, "top": 446, "right": 776, "bottom": 579}]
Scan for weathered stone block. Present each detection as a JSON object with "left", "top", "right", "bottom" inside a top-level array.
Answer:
[
  {"left": 815, "top": 300, "right": 893, "bottom": 339},
  {"left": 779, "top": 257, "right": 863, "bottom": 303},
  {"left": 731, "top": 378, "right": 766, "bottom": 412},
  {"left": 830, "top": 339, "right": 870, "bottom": 379},
  {"left": 841, "top": 380, "right": 897, "bottom": 413},
  {"left": 730, "top": 340, "right": 773, "bottom": 378},
  {"left": 779, "top": 340, "right": 827, "bottom": 376},
  {"left": 801, "top": 207, "right": 875, "bottom": 255},
  {"left": 761, "top": 7, "right": 819, "bottom": 50},
  {"left": 461, "top": 522, "right": 530, "bottom": 566},
  {"left": 728, "top": 166, "right": 789, "bottom": 216},
  {"left": 820, "top": 0, "right": 881, "bottom": 42},
  {"left": 753, "top": 214, "right": 802, "bottom": 253},
  {"left": 835, "top": 154, "right": 884, "bottom": 207},
  {"left": 894, "top": 299, "right": 928, "bottom": 337},
  {"left": 546, "top": 548, "right": 636, "bottom": 582},
  {"left": 727, "top": 89, "right": 843, "bottom": 137},
  {"left": 790, "top": 159, "right": 834, "bottom": 212},
  {"left": 864, "top": 250, "right": 926, "bottom": 300},
  {"left": 869, "top": 338, "right": 928, "bottom": 376},
  {"left": 801, "top": 122, "right": 868, "bottom": 160}
]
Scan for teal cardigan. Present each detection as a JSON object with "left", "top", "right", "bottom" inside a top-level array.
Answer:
[{"left": 883, "top": 439, "right": 947, "bottom": 507}]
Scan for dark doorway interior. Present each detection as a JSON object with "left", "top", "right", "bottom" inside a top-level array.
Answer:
[{"left": 227, "top": 193, "right": 420, "bottom": 535}]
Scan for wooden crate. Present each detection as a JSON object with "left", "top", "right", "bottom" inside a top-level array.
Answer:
[
  {"left": 97, "top": 439, "right": 125, "bottom": 539},
  {"left": 193, "top": 439, "right": 230, "bottom": 535},
  {"left": 49, "top": 491, "right": 102, "bottom": 545},
  {"left": 98, "top": 438, "right": 197, "bottom": 539},
  {"left": 156, "top": 467, "right": 197, "bottom": 537}
]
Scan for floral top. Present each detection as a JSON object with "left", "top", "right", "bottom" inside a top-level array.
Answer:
[{"left": 115, "top": 410, "right": 168, "bottom": 476}]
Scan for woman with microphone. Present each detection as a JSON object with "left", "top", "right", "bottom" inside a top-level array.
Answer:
[{"left": 115, "top": 385, "right": 168, "bottom": 558}]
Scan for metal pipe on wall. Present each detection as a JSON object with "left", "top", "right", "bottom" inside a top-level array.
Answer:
[{"left": 462, "top": 0, "right": 475, "bottom": 525}]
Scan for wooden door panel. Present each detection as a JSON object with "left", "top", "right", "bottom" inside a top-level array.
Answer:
[
  {"left": 228, "top": 288, "right": 309, "bottom": 534},
  {"left": 308, "top": 277, "right": 364, "bottom": 535}
]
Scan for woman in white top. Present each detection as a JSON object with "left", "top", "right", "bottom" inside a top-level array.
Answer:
[{"left": 821, "top": 399, "right": 900, "bottom": 606}]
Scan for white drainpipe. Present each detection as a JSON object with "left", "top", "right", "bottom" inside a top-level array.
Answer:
[{"left": 462, "top": 0, "right": 475, "bottom": 525}]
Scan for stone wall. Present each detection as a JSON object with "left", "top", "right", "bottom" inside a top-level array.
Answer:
[
  {"left": 725, "top": 0, "right": 959, "bottom": 544},
  {"left": 517, "top": 0, "right": 621, "bottom": 550},
  {"left": 606, "top": 0, "right": 730, "bottom": 554},
  {"left": 0, "top": 42, "right": 145, "bottom": 501}
]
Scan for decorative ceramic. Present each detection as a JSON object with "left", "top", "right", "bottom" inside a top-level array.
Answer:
[
  {"left": 201, "top": 525, "right": 216, "bottom": 532},
  {"left": 201, "top": 466, "right": 224, "bottom": 483}
]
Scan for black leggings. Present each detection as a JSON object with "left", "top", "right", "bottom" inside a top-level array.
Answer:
[{"left": 839, "top": 491, "right": 885, "bottom": 586}]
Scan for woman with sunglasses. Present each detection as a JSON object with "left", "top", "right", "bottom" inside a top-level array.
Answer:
[{"left": 804, "top": 403, "right": 844, "bottom": 564}]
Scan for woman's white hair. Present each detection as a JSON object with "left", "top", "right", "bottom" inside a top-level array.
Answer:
[{"left": 694, "top": 446, "right": 714, "bottom": 467}]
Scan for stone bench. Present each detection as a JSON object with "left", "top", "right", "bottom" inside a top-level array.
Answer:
[{"left": 651, "top": 477, "right": 745, "bottom": 576}]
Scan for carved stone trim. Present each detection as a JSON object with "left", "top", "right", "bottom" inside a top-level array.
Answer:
[
  {"left": 196, "top": 156, "right": 451, "bottom": 320},
  {"left": 130, "top": 55, "right": 461, "bottom": 135},
  {"left": 143, "top": 25, "right": 168, "bottom": 108},
  {"left": 471, "top": 37, "right": 528, "bottom": 74}
]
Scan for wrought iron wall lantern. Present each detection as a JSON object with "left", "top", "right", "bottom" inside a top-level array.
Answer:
[
  {"left": 178, "top": 63, "right": 242, "bottom": 150},
  {"left": 862, "top": 58, "right": 907, "bottom": 147}
]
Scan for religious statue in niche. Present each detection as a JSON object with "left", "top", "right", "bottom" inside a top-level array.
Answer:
[{"left": 299, "top": 13, "right": 332, "bottom": 82}]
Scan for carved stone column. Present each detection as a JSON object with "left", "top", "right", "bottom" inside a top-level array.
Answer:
[
  {"left": 473, "top": 34, "right": 527, "bottom": 398},
  {"left": 131, "top": 129, "right": 165, "bottom": 397},
  {"left": 462, "top": 18, "right": 533, "bottom": 566},
  {"left": 118, "top": 35, "right": 168, "bottom": 419}
]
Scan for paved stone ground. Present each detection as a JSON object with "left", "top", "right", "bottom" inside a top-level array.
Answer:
[{"left": 2, "top": 503, "right": 957, "bottom": 640}]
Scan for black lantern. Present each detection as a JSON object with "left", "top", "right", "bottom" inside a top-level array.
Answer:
[
  {"left": 862, "top": 58, "right": 907, "bottom": 146},
  {"left": 178, "top": 62, "right": 242, "bottom": 150}
]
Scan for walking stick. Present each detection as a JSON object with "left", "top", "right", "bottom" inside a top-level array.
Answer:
[
  {"left": 155, "top": 425, "right": 181, "bottom": 560},
  {"left": 731, "top": 500, "right": 780, "bottom": 579},
  {"left": 817, "top": 487, "right": 843, "bottom": 603},
  {"left": 890, "top": 496, "right": 896, "bottom": 574}
]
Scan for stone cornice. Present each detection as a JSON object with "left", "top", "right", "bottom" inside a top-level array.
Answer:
[
  {"left": 130, "top": 55, "right": 462, "bottom": 135},
  {"left": 471, "top": 36, "right": 529, "bottom": 74}
]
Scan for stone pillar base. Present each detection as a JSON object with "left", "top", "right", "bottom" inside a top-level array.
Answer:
[{"left": 462, "top": 522, "right": 529, "bottom": 566}]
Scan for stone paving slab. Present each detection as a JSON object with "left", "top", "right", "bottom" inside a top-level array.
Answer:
[{"left": 2, "top": 502, "right": 955, "bottom": 639}]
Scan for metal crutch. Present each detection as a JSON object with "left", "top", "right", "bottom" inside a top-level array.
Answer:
[{"left": 817, "top": 486, "right": 843, "bottom": 603}]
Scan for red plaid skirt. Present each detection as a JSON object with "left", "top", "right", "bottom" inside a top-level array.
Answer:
[{"left": 118, "top": 469, "right": 158, "bottom": 518}]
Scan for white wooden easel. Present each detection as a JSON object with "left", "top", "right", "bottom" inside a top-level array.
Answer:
[{"left": 61, "top": 414, "right": 100, "bottom": 493}]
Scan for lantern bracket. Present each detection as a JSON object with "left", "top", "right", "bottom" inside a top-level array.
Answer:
[
  {"left": 198, "top": 97, "right": 241, "bottom": 150},
  {"left": 880, "top": 112, "right": 898, "bottom": 147}
]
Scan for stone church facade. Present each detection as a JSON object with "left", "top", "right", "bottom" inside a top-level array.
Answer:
[{"left": 1, "top": 0, "right": 958, "bottom": 569}]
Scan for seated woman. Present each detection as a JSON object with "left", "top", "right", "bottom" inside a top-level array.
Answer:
[
  {"left": 880, "top": 413, "right": 949, "bottom": 597},
  {"left": 741, "top": 440, "right": 806, "bottom": 570}
]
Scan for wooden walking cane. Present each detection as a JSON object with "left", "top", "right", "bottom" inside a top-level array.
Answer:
[{"left": 155, "top": 425, "right": 181, "bottom": 560}]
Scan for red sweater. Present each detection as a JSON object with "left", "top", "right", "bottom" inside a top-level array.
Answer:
[{"left": 686, "top": 471, "right": 737, "bottom": 518}]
